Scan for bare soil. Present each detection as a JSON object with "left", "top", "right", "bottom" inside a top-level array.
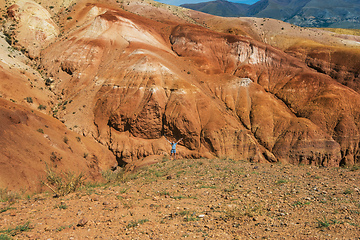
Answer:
[{"left": 1, "top": 158, "right": 359, "bottom": 239}]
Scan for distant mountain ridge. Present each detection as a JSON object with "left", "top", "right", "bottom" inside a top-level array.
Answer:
[{"left": 181, "top": 0, "right": 360, "bottom": 28}]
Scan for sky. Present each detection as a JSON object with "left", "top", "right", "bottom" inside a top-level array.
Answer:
[{"left": 155, "top": 0, "right": 260, "bottom": 6}]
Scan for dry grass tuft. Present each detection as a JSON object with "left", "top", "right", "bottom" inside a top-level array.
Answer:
[
  {"left": 320, "top": 28, "right": 360, "bottom": 36},
  {"left": 101, "top": 168, "right": 127, "bottom": 183},
  {"left": 43, "top": 166, "right": 85, "bottom": 197},
  {"left": 0, "top": 188, "right": 20, "bottom": 203}
]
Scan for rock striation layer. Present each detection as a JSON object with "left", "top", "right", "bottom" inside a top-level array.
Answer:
[{"left": 37, "top": 3, "right": 360, "bottom": 167}]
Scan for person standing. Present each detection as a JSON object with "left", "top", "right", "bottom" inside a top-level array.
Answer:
[{"left": 165, "top": 136, "right": 183, "bottom": 160}]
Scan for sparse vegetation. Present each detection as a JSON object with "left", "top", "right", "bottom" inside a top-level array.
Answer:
[
  {"left": 126, "top": 219, "right": 149, "bottom": 228},
  {"left": 0, "top": 206, "right": 14, "bottom": 214},
  {"left": 1, "top": 0, "right": 360, "bottom": 238},
  {"left": 25, "top": 97, "right": 33, "bottom": 103},
  {"left": 101, "top": 169, "right": 127, "bottom": 183},
  {"left": 0, "top": 188, "right": 20, "bottom": 203},
  {"left": 45, "top": 78, "right": 53, "bottom": 86},
  {"left": 184, "top": 215, "right": 199, "bottom": 222},
  {"left": 36, "top": 128, "right": 44, "bottom": 134},
  {"left": 320, "top": 28, "right": 360, "bottom": 36},
  {"left": 276, "top": 179, "right": 288, "bottom": 185},
  {"left": 292, "top": 201, "right": 311, "bottom": 207},
  {"left": 50, "top": 152, "right": 62, "bottom": 162},
  {"left": 350, "top": 165, "right": 360, "bottom": 171},
  {"left": 0, "top": 158, "right": 359, "bottom": 238},
  {"left": 0, "top": 234, "right": 12, "bottom": 240},
  {"left": 343, "top": 189, "right": 353, "bottom": 195},
  {"left": 0, "top": 222, "right": 32, "bottom": 237},
  {"left": 38, "top": 104, "right": 46, "bottom": 110},
  {"left": 43, "top": 166, "right": 85, "bottom": 197},
  {"left": 55, "top": 225, "right": 72, "bottom": 232},
  {"left": 224, "top": 203, "right": 264, "bottom": 220},
  {"left": 54, "top": 203, "right": 68, "bottom": 209},
  {"left": 317, "top": 217, "right": 330, "bottom": 228}
]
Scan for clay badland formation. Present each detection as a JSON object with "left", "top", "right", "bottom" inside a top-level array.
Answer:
[{"left": 0, "top": 0, "right": 360, "bottom": 192}]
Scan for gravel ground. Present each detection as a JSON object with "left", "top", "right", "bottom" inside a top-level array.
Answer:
[{"left": 1, "top": 158, "right": 360, "bottom": 239}]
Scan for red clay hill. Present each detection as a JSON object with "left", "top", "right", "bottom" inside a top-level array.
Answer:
[{"left": 1, "top": 0, "right": 360, "bottom": 192}]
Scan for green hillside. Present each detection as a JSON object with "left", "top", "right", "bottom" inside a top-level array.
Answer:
[{"left": 181, "top": 0, "right": 360, "bottom": 29}]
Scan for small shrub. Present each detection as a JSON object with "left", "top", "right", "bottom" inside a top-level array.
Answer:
[
  {"left": 25, "top": 97, "right": 33, "bottom": 103},
  {"left": 55, "top": 225, "right": 72, "bottom": 232},
  {"left": 43, "top": 166, "right": 85, "bottom": 197},
  {"left": 54, "top": 203, "right": 68, "bottom": 209},
  {"left": 177, "top": 210, "right": 200, "bottom": 222},
  {"left": 45, "top": 78, "right": 53, "bottom": 86},
  {"left": 37, "top": 128, "right": 44, "bottom": 134},
  {"left": 50, "top": 152, "right": 62, "bottom": 162},
  {"left": 76, "top": 137, "right": 81, "bottom": 142},
  {"left": 171, "top": 195, "right": 186, "bottom": 200},
  {"left": 119, "top": 188, "right": 128, "bottom": 194},
  {"left": 184, "top": 216, "right": 199, "bottom": 222},
  {"left": 159, "top": 191, "right": 170, "bottom": 196},
  {"left": 63, "top": 136, "right": 69, "bottom": 144},
  {"left": 317, "top": 217, "right": 330, "bottom": 228},
  {"left": 38, "top": 104, "right": 46, "bottom": 110},
  {"left": 224, "top": 203, "right": 263, "bottom": 220},
  {"left": 276, "top": 179, "right": 288, "bottom": 185},
  {"left": 126, "top": 219, "right": 149, "bottom": 229},
  {"left": 343, "top": 189, "right": 353, "bottom": 195},
  {"left": 101, "top": 169, "right": 126, "bottom": 183}
]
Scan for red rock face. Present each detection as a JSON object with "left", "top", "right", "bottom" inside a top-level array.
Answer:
[
  {"left": 2, "top": 0, "right": 360, "bottom": 185},
  {"left": 169, "top": 24, "right": 360, "bottom": 166},
  {"left": 288, "top": 46, "right": 360, "bottom": 94},
  {"left": 38, "top": 4, "right": 358, "bottom": 167},
  {"left": 0, "top": 99, "right": 117, "bottom": 192}
]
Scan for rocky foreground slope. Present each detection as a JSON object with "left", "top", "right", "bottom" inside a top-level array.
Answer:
[
  {"left": 0, "top": 159, "right": 359, "bottom": 239},
  {"left": 0, "top": 0, "right": 360, "bottom": 191}
]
